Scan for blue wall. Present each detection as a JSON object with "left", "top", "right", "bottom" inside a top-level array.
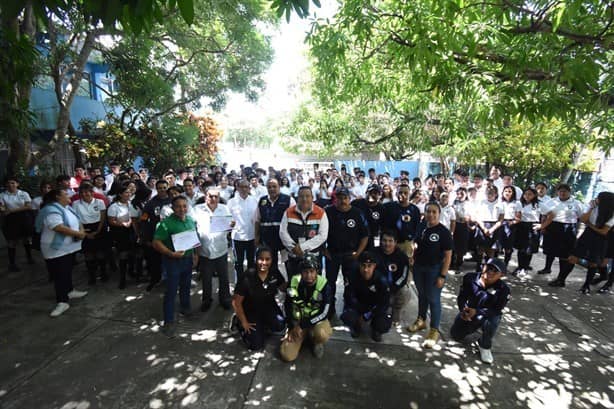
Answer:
[{"left": 333, "top": 160, "right": 420, "bottom": 178}]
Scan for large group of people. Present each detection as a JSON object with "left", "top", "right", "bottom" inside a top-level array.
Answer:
[{"left": 1, "top": 161, "right": 613, "bottom": 364}]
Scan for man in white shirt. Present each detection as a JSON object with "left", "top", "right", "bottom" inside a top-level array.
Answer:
[
  {"left": 352, "top": 172, "right": 369, "bottom": 199},
  {"left": 227, "top": 179, "right": 258, "bottom": 283},
  {"left": 194, "top": 187, "right": 234, "bottom": 311},
  {"left": 249, "top": 175, "right": 267, "bottom": 198}
]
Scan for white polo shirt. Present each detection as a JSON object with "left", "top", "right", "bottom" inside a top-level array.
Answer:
[
  {"left": 72, "top": 198, "right": 106, "bottom": 224},
  {"left": 194, "top": 203, "right": 231, "bottom": 259},
  {"left": 0, "top": 190, "right": 31, "bottom": 210},
  {"left": 546, "top": 198, "right": 585, "bottom": 223},
  {"left": 107, "top": 201, "right": 140, "bottom": 222}
]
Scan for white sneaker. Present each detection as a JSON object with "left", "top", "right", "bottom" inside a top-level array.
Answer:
[
  {"left": 50, "top": 302, "right": 70, "bottom": 317},
  {"left": 68, "top": 290, "right": 88, "bottom": 299},
  {"left": 478, "top": 343, "right": 494, "bottom": 364}
]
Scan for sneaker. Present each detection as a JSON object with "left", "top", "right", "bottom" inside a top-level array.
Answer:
[
  {"left": 161, "top": 323, "right": 176, "bottom": 338},
  {"left": 478, "top": 343, "right": 494, "bottom": 364},
  {"left": 371, "top": 330, "right": 383, "bottom": 342},
  {"left": 591, "top": 274, "right": 607, "bottom": 285},
  {"left": 312, "top": 343, "right": 324, "bottom": 358},
  {"left": 422, "top": 328, "right": 440, "bottom": 349},
  {"left": 579, "top": 285, "right": 591, "bottom": 295},
  {"left": 68, "top": 290, "right": 88, "bottom": 299},
  {"left": 50, "top": 302, "right": 70, "bottom": 317},
  {"left": 598, "top": 284, "right": 612, "bottom": 294},
  {"left": 407, "top": 317, "right": 427, "bottom": 333},
  {"left": 537, "top": 269, "right": 551, "bottom": 275},
  {"left": 547, "top": 279, "right": 565, "bottom": 287}
]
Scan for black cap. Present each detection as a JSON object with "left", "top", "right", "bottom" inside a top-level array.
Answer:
[
  {"left": 485, "top": 258, "right": 506, "bottom": 274},
  {"left": 358, "top": 251, "right": 377, "bottom": 264},
  {"left": 335, "top": 187, "right": 350, "bottom": 197},
  {"left": 299, "top": 254, "right": 320, "bottom": 271}
]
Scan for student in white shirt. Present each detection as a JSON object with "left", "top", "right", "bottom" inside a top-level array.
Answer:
[
  {"left": 1, "top": 176, "right": 34, "bottom": 271},
  {"left": 471, "top": 186, "right": 504, "bottom": 271},
  {"left": 499, "top": 186, "right": 522, "bottom": 268},
  {"left": 513, "top": 187, "right": 544, "bottom": 275}
]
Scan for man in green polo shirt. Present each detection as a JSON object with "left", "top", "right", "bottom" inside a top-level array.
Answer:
[{"left": 153, "top": 196, "right": 199, "bottom": 337}]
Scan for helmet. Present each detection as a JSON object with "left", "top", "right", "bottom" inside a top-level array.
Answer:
[{"left": 299, "top": 253, "right": 320, "bottom": 271}]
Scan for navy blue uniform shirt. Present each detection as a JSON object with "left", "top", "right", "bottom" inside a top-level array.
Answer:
[{"left": 457, "top": 272, "right": 511, "bottom": 320}]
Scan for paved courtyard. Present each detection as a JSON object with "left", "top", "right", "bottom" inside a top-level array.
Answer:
[{"left": 1, "top": 250, "right": 613, "bottom": 409}]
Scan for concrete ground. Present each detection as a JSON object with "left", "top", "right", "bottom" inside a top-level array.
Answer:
[{"left": 0, "top": 249, "right": 613, "bottom": 409}]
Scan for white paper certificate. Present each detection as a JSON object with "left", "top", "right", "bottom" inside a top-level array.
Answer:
[
  {"left": 171, "top": 230, "right": 201, "bottom": 252},
  {"left": 210, "top": 215, "right": 233, "bottom": 233}
]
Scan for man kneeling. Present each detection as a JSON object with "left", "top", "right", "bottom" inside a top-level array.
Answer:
[
  {"left": 450, "top": 258, "right": 511, "bottom": 364},
  {"left": 281, "top": 255, "right": 333, "bottom": 361},
  {"left": 341, "top": 251, "right": 392, "bottom": 342}
]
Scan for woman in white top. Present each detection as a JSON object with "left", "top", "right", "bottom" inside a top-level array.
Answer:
[
  {"left": 107, "top": 184, "right": 140, "bottom": 289},
  {"left": 499, "top": 186, "right": 522, "bottom": 268},
  {"left": 72, "top": 182, "right": 107, "bottom": 285},
  {"left": 280, "top": 176, "right": 292, "bottom": 197},
  {"left": 35, "top": 189, "right": 88, "bottom": 317},
  {"left": 315, "top": 179, "right": 331, "bottom": 208},
  {"left": 513, "top": 187, "right": 543, "bottom": 275},
  {"left": 1, "top": 176, "right": 34, "bottom": 271},
  {"left": 471, "top": 186, "right": 504, "bottom": 270},
  {"left": 560, "top": 191, "right": 614, "bottom": 293}
]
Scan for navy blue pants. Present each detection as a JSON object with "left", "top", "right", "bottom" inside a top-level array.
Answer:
[
  {"left": 450, "top": 313, "right": 502, "bottom": 349},
  {"left": 240, "top": 304, "right": 285, "bottom": 350},
  {"left": 341, "top": 308, "right": 392, "bottom": 334}
]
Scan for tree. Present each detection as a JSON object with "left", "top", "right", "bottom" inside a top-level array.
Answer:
[{"left": 306, "top": 0, "right": 613, "bottom": 148}]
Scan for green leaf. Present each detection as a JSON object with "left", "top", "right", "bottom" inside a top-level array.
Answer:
[{"left": 177, "top": 0, "right": 194, "bottom": 24}]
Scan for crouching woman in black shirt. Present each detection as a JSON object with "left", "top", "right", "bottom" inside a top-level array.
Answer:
[
  {"left": 232, "top": 247, "right": 286, "bottom": 350},
  {"left": 407, "top": 202, "right": 453, "bottom": 349}
]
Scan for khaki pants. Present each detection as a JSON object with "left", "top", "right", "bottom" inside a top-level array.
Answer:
[{"left": 280, "top": 320, "right": 333, "bottom": 362}]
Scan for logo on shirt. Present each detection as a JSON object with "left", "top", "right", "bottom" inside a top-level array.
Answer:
[
  {"left": 388, "top": 263, "right": 398, "bottom": 272},
  {"left": 372, "top": 211, "right": 381, "bottom": 220},
  {"left": 93, "top": 206, "right": 99, "bottom": 211},
  {"left": 402, "top": 215, "right": 411, "bottom": 222},
  {"left": 429, "top": 233, "right": 440, "bottom": 242},
  {"left": 368, "top": 285, "right": 377, "bottom": 292},
  {"left": 346, "top": 219, "right": 356, "bottom": 228},
  {"left": 261, "top": 199, "right": 267, "bottom": 206}
]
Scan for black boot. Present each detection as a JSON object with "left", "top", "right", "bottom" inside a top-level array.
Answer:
[
  {"left": 538, "top": 255, "right": 555, "bottom": 274},
  {"left": 549, "top": 259, "right": 574, "bottom": 287},
  {"left": 118, "top": 259, "right": 127, "bottom": 289},
  {"left": 86, "top": 260, "right": 98, "bottom": 285},
  {"left": 580, "top": 267, "right": 597, "bottom": 294},
  {"left": 98, "top": 259, "right": 109, "bottom": 282},
  {"left": 24, "top": 242, "right": 34, "bottom": 264},
  {"left": 8, "top": 247, "right": 20, "bottom": 272}
]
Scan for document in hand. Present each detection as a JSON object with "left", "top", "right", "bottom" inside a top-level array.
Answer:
[
  {"left": 210, "top": 215, "right": 233, "bottom": 233},
  {"left": 171, "top": 230, "right": 201, "bottom": 252}
]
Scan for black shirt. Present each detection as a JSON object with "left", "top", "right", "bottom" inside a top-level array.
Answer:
[
  {"left": 352, "top": 198, "right": 384, "bottom": 249},
  {"left": 343, "top": 269, "right": 390, "bottom": 316},
  {"left": 382, "top": 202, "right": 421, "bottom": 242},
  {"left": 414, "top": 222, "right": 453, "bottom": 266},
  {"left": 457, "top": 273, "right": 511, "bottom": 320},
  {"left": 234, "top": 268, "right": 285, "bottom": 318},
  {"left": 141, "top": 195, "right": 172, "bottom": 242},
  {"left": 325, "top": 205, "right": 369, "bottom": 254},
  {"left": 375, "top": 247, "right": 410, "bottom": 293}
]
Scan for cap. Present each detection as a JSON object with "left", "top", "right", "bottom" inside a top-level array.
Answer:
[
  {"left": 484, "top": 258, "right": 506, "bottom": 274},
  {"left": 358, "top": 251, "right": 377, "bottom": 264},
  {"left": 366, "top": 184, "right": 381, "bottom": 194},
  {"left": 299, "top": 254, "right": 320, "bottom": 271},
  {"left": 335, "top": 187, "right": 350, "bottom": 197}
]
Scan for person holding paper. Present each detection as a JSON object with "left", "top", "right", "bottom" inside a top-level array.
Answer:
[
  {"left": 153, "top": 196, "right": 199, "bottom": 338},
  {"left": 194, "top": 187, "right": 235, "bottom": 312},
  {"left": 227, "top": 180, "right": 258, "bottom": 284}
]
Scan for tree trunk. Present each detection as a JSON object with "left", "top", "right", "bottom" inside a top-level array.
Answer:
[{"left": 559, "top": 144, "right": 586, "bottom": 184}]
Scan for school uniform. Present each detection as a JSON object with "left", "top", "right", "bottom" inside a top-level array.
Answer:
[
  {"left": 542, "top": 198, "right": 584, "bottom": 258},
  {"left": 439, "top": 204, "right": 456, "bottom": 231},
  {"left": 72, "top": 198, "right": 106, "bottom": 253},
  {"left": 1, "top": 189, "right": 33, "bottom": 240},
  {"left": 473, "top": 200, "right": 504, "bottom": 249},
  {"left": 573, "top": 208, "right": 614, "bottom": 264},
  {"left": 453, "top": 200, "right": 471, "bottom": 267},
  {"left": 499, "top": 201, "right": 521, "bottom": 251}
]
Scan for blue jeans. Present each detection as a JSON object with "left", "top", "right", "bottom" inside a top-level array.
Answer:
[
  {"left": 450, "top": 313, "right": 502, "bottom": 349},
  {"left": 162, "top": 256, "right": 192, "bottom": 324},
  {"left": 413, "top": 263, "right": 443, "bottom": 329}
]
